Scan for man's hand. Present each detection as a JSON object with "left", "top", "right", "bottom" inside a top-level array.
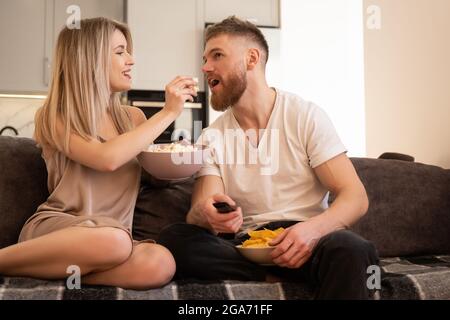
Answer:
[
  {"left": 270, "top": 221, "right": 322, "bottom": 268},
  {"left": 199, "top": 193, "right": 243, "bottom": 234}
]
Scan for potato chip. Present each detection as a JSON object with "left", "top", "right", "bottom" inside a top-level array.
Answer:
[{"left": 241, "top": 227, "right": 285, "bottom": 248}]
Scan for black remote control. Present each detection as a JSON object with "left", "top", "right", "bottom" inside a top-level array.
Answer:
[
  {"left": 213, "top": 202, "right": 237, "bottom": 213},
  {"left": 213, "top": 202, "right": 237, "bottom": 240}
]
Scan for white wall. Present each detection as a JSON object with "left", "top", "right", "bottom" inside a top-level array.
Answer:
[
  {"left": 279, "top": 0, "right": 366, "bottom": 157},
  {"left": 364, "top": 0, "right": 450, "bottom": 168}
]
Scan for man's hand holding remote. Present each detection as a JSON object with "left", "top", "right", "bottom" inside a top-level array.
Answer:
[{"left": 199, "top": 194, "right": 243, "bottom": 235}]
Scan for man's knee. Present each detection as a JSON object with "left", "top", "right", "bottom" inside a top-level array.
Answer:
[
  {"left": 158, "top": 223, "right": 211, "bottom": 260},
  {"left": 158, "top": 223, "right": 206, "bottom": 243},
  {"left": 320, "top": 230, "right": 378, "bottom": 264}
]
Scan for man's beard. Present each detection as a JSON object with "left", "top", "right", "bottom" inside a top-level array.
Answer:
[{"left": 210, "top": 64, "right": 247, "bottom": 112}]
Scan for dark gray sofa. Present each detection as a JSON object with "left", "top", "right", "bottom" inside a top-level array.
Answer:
[{"left": 0, "top": 136, "right": 449, "bottom": 300}]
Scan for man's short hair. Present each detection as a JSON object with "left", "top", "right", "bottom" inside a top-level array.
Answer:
[{"left": 205, "top": 16, "right": 269, "bottom": 65}]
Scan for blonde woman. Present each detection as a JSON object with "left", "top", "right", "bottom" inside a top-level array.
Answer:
[{"left": 0, "top": 18, "right": 196, "bottom": 289}]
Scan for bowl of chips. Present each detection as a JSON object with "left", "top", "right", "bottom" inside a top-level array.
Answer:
[{"left": 236, "top": 228, "right": 284, "bottom": 265}]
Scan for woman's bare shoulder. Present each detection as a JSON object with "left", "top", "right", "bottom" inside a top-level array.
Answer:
[{"left": 123, "top": 105, "right": 146, "bottom": 127}]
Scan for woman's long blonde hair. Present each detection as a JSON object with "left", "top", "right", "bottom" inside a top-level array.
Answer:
[{"left": 35, "top": 17, "right": 134, "bottom": 152}]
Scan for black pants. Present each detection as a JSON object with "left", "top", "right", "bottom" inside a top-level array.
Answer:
[{"left": 158, "top": 221, "right": 379, "bottom": 300}]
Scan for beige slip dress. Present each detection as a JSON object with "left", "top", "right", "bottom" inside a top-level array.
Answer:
[{"left": 18, "top": 140, "right": 147, "bottom": 244}]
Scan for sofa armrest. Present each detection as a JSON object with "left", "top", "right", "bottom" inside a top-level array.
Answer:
[{"left": 348, "top": 157, "right": 450, "bottom": 257}]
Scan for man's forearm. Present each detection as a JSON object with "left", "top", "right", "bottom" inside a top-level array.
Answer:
[{"left": 308, "top": 188, "right": 369, "bottom": 237}]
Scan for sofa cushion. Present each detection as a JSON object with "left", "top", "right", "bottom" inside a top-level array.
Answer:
[
  {"left": 349, "top": 158, "right": 450, "bottom": 257},
  {"left": 132, "top": 171, "right": 194, "bottom": 241},
  {"left": 0, "top": 137, "right": 49, "bottom": 249}
]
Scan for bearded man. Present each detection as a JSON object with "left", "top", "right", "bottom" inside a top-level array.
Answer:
[{"left": 158, "top": 16, "right": 379, "bottom": 300}]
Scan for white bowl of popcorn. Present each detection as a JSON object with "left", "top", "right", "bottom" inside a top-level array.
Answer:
[{"left": 138, "top": 142, "right": 209, "bottom": 180}]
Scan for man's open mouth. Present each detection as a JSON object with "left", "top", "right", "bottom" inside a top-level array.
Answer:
[{"left": 209, "top": 78, "right": 220, "bottom": 89}]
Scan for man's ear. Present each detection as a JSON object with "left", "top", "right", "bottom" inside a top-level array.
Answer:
[{"left": 246, "top": 48, "right": 260, "bottom": 70}]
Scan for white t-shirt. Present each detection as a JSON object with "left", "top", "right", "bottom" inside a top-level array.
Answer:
[{"left": 196, "top": 88, "right": 347, "bottom": 233}]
